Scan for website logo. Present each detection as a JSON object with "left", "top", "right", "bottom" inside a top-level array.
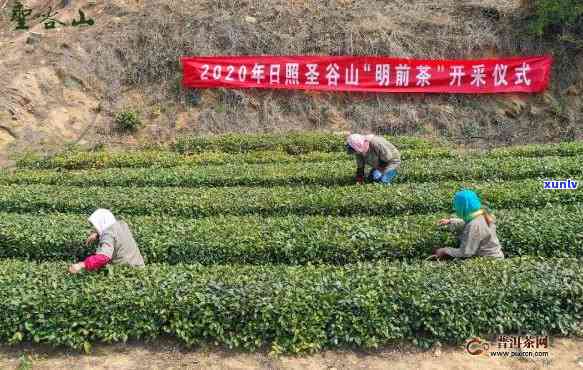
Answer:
[
  {"left": 466, "top": 337, "right": 490, "bottom": 356},
  {"left": 543, "top": 179, "right": 578, "bottom": 190},
  {"left": 466, "top": 335, "right": 551, "bottom": 359}
]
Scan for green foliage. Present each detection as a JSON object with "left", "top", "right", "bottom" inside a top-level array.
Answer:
[
  {"left": 114, "top": 111, "right": 141, "bottom": 132},
  {"left": 173, "top": 132, "right": 438, "bottom": 154},
  {"left": 461, "top": 122, "right": 481, "bottom": 139},
  {"left": 0, "top": 258, "right": 580, "bottom": 352},
  {"left": 15, "top": 148, "right": 454, "bottom": 170},
  {"left": 3, "top": 155, "right": 583, "bottom": 188},
  {"left": 487, "top": 141, "right": 583, "bottom": 157},
  {"left": 0, "top": 205, "right": 581, "bottom": 264},
  {"left": 3, "top": 134, "right": 583, "bottom": 352},
  {"left": 0, "top": 179, "right": 580, "bottom": 218},
  {"left": 15, "top": 141, "right": 583, "bottom": 171},
  {"left": 527, "top": 0, "right": 583, "bottom": 36}
]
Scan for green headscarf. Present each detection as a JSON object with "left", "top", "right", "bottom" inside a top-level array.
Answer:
[{"left": 453, "top": 190, "right": 482, "bottom": 222}]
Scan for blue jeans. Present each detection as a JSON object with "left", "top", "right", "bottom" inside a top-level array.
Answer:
[{"left": 368, "top": 169, "right": 398, "bottom": 184}]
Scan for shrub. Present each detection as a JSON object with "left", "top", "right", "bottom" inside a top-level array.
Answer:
[
  {"left": 0, "top": 179, "right": 579, "bottom": 218},
  {"left": 114, "top": 111, "right": 142, "bottom": 132},
  {"left": 0, "top": 258, "right": 580, "bottom": 352},
  {"left": 15, "top": 141, "right": 583, "bottom": 171},
  {"left": 14, "top": 149, "right": 454, "bottom": 170},
  {"left": 3, "top": 155, "right": 582, "bottom": 188},
  {"left": 0, "top": 205, "right": 581, "bottom": 264},
  {"left": 172, "top": 133, "right": 438, "bottom": 154}
]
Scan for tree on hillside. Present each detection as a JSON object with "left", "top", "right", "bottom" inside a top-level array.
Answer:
[{"left": 522, "top": 0, "right": 583, "bottom": 38}]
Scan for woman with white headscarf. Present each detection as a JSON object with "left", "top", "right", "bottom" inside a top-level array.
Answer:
[
  {"left": 346, "top": 134, "right": 401, "bottom": 184},
  {"left": 68, "top": 209, "right": 145, "bottom": 273}
]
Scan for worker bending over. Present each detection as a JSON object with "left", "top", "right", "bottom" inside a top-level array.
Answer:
[
  {"left": 68, "top": 209, "right": 145, "bottom": 273},
  {"left": 433, "top": 190, "right": 504, "bottom": 259},
  {"left": 346, "top": 134, "right": 401, "bottom": 185}
]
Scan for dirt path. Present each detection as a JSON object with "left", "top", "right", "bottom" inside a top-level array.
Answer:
[{"left": 0, "top": 338, "right": 581, "bottom": 370}]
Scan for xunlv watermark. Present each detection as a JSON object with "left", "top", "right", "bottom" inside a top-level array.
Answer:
[{"left": 543, "top": 179, "right": 578, "bottom": 190}]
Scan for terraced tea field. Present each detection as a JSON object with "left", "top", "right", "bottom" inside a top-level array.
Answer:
[{"left": 0, "top": 133, "right": 581, "bottom": 354}]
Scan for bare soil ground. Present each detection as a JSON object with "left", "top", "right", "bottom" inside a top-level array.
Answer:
[{"left": 0, "top": 338, "right": 581, "bottom": 370}]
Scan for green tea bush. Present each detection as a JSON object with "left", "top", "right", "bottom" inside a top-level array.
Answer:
[
  {"left": 0, "top": 258, "right": 580, "bottom": 352},
  {"left": 0, "top": 205, "right": 581, "bottom": 264},
  {"left": 173, "top": 133, "right": 437, "bottom": 154},
  {"left": 4, "top": 156, "right": 582, "bottom": 188},
  {"left": 0, "top": 179, "right": 579, "bottom": 218},
  {"left": 15, "top": 149, "right": 453, "bottom": 170},
  {"left": 487, "top": 142, "right": 583, "bottom": 158},
  {"left": 3, "top": 137, "right": 583, "bottom": 353},
  {"left": 15, "top": 141, "right": 583, "bottom": 171}
]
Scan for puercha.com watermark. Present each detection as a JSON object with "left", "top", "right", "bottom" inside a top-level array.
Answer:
[{"left": 466, "top": 335, "right": 551, "bottom": 362}]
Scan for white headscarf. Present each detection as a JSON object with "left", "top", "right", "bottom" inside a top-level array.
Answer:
[{"left": 88, "top": 209, "right": 117, "bottom": 235}]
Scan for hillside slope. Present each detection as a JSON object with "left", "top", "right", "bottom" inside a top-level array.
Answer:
[{"left": 0, "top": 0, "right": 582, "bottom": 166}]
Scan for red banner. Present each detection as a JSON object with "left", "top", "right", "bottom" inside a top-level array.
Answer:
[{"left": 181, "top": 55, "right": 552, "bottom": 94}]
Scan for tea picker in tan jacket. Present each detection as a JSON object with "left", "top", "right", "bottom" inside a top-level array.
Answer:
[
  {"left": 433, "top": 190, "right": 504, "bottom": 259},
  {"left": 346, "top": 134, "right": 401, "bottom": 185},
  {"left": 68, "top": 209, "right": 145, "bottom": 273}
]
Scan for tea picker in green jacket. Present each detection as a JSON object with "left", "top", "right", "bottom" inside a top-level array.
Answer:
[
  {"left": 346, "top": 134, "right": 401, "bottom": 185},
  {"left": 432, "top": 190, "right": 504, "bottom": 259}
]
